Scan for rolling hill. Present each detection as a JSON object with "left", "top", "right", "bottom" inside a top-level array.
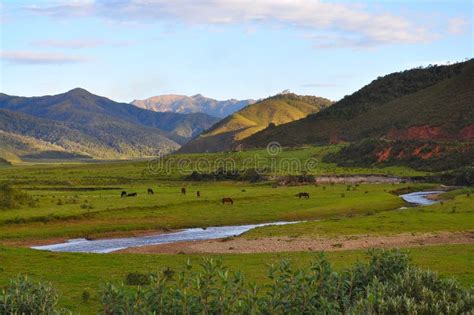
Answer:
[
  {"left": 241, "top": 60, "right": 474, "bottom": 148},
  {"left": 178, "top": 93, "right": 333, "bottom": 153},
  {"left": 131, "top": 94, "right": 256, "bottom": 118},
  {"left": 0, "top": 89, "right": 220, "bottom": 161}
]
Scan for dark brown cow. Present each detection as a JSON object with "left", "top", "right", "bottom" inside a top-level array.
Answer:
[
  {"left": 297, "top": 192, "right": 310, "bottom": 199},
  {"left": 181, "top": 187, "right": 186, "bottom": 195},
  {"left": 121, "top": 191, "right": 127, "bottom": 198},
  {"left": 147, "top": 188, "right": 154, "bottom": 195},
  {"left": 127, "top": 192, "right": 137, "bottom": 197},
  {"left": 222, "top": 197, "right": 234, "bottom": 205},
  {"left": 197, "top": 191, "right": 201, "bottom": 197}
]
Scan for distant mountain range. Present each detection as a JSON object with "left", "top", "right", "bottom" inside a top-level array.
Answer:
[
  {"left": 179, "top": 93, "right": 332, "bottom": 153},
  {"left": 0, "top": 88, "right": 219, "bottom": 161},
  {"left": 131, "top": 94, "right": 256, "bottom": 118},
  {"left": 241, "top": 60, "right": 474, "bottom": 149}
]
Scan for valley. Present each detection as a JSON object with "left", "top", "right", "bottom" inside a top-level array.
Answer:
[{"left": 0, "top": 62, "right": 472, "bottom": 314}]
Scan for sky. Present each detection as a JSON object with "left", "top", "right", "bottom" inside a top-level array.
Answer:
[{"left": 0, "top": 0, "right": 472, "bottom": 103}]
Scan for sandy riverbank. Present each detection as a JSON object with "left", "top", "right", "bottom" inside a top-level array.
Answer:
[{"left": 116, "top": 231, "right": 474, "bottom": 254}]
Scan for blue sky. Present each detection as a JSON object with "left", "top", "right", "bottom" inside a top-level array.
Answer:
[{"left": 1, "top": 0, "right": 472, "bottom": 103}]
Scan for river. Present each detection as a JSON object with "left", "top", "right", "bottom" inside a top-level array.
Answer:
[{"left": 31, "top": 190, "right": 441, "bottom": 253}]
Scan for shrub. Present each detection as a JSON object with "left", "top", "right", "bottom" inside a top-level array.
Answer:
[
  {"left": 82, "top": 290, "right": 91, "bottom": 302},
  {"left": 125, "top": 272, "right": 150, "bottom": 286},
  {"left": 0, "top": 275, "right": 61, "bottom": 314},
  {"left": 241, "top": 168, "right": 265, "bottom": 183},
  {"left": 101, "top": 250, "right": 473, "bottom": 314},
  {"left": 0, "top": 183, "right": 38, "bottom": 210}
]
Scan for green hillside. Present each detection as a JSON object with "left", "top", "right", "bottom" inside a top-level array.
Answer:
[
  {"left": 179, "top": 93, "right": 332, "bottom": 153},
  {"left": 0, "top": 89, "right": 220, "bottom": 162},
  {"left": 0, "top": 109, "right": 182, "bottom": 161},
  {"left": 242, "top": 60, "right": 473, "bottom": 147}
]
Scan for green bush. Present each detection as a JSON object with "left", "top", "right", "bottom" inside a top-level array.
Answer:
[
  {"left": 0, "top": 183, "right": 38, "bottom": 210},
  {"left": 124, "top": 272, "right": 150, "bottom": 286},
  {"left": 0, "top": 275, "right": 61, "bottom": 314},
  {"left": 82, "top": 290, "right": 91, "bottom": 303},
  {"left": 101, "top": 250, "right": 473, "bottom": 314}
]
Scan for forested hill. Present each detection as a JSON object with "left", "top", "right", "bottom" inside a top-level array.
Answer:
[
  {"left": 0, "top": 88, "right": 219, "bottom": 161},
  {"left": 178, "top": 93, "right": 333, "bottom": 153},
  {"left": 242, "top": 60, "right": 473, "bottom": 148}
]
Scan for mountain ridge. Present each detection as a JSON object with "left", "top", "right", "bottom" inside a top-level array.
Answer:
[
  {"left": 0, "top": 88, "right": 220, "bottom": 161},
  {"left": 131, "top": 94, "right": 256, "bottom": 118}
]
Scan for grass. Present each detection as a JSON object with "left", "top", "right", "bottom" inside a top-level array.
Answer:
[
  {"left": 0, "top": 151, "right": 471, "bottom": 313},
  {"left": 245, "top": 188, "right": 474, "bottom": 238},
  {"left": 0, "top": 146, "right": 428, "bottom": 185},
  {"left": 0, "top": 245, "right": 472, "bottom": 314},
  {"left": 0, "top": 182, "right": 418, "bottom": 241}
]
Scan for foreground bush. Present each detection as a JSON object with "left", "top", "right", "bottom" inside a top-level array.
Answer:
[
  {"left": 102, "top": 250, "right": 473, "bottom": 314},
  {"left": 0, "top": 276, "right": 60, "bottom": 314}
]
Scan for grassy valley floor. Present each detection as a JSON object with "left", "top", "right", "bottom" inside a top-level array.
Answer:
[{"left": 0, "top": 152, "right": 472, "bottom": 313}]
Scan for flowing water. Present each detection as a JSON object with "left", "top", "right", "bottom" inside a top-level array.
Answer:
[
  {"left": 399, "top": 190, "right": 442, "bottom": 206},
  {"left": 32, "top": 221, "right": 302, "bottom": 253},
  {"left": 32, "top": 190, "right": 441, "bottom": 253}
]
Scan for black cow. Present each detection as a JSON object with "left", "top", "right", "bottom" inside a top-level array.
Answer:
[
  {"left": 127, "top": 192, "right": 137, "bottom": 197},
  {"left": 121, "top": 191, "right": 127, "bottom": 198},
  {"left": 147, "top": 188, "right": 154, "bottom": 195}
]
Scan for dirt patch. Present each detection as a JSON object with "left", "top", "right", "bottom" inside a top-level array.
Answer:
[
  {"left": 460, "top": 124, "right": 474, "bottom": 140},
  {"left": 116, "top": 231, "right": 474, "bottom": 254}
]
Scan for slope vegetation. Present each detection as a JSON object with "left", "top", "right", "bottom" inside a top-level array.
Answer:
[
  {"left": 179, "top": 93, "right": 332, "bottom": 153},
  {"left": 0, "top": 109, "right": 180, "bottom": 161},
  {"left": 0, "top": 89, "right": 220, "bottom": 161},
  {"left": 242, "top": 60, "right": 473, "bottom": 147}
]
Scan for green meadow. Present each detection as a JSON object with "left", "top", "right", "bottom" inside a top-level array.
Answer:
[
  {"left": 0, "top": 181, "right": 416, "bottom": 241},
  {"left": 246, "top": 188, "right": 474, "bottom": 238},
  {"left": 1, "top": 245, "right": 473, "bottom": 314},
  {"left": 0, "top": 146, "right": 427, "bottom": 185},
  {"left": 0, "top": 148, "right": 472, "bottom": 313}
]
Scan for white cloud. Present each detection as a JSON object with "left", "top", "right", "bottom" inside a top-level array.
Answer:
[
  {"left": 447, "top": 17, "right": 469, "bottom": 35},
  {"left": 0, "top": 51, "right": 89, "bottom": 65},
  {"left": 21, "top": 0, "right": 452, "bottom": 48},
  {"left": 31, "top": 39, "right": 132, "bottom": 49}
]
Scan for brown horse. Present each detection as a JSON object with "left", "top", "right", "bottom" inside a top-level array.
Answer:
[
  {"left": 297, "top": 192, "right": 310, "bottom": 199},
  {"left": 181, "top": 187, "right": 186, "bottom": 195},
  {"left": 222, "top": 197, "right": 234, "bottom": 205}
]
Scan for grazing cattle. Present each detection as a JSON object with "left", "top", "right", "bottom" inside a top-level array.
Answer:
[
  {"left": 196, "top": 191, "right": 201, "bottom": 197},
  {"left": 127, "top": 192, "right": 137, "bottom": 197},
  {"left": 297, "top": 192, "right": 310, "bottom": 199},
  {"left": 181, "top": 187, "right": 186, "bottom": 195},
  {"left": 121, "top": 191, "right": 127, "bottom": 198},
  {"left": 222, "top": 197, "right": 234, "bottom": 205},
  {"left": 147, "top": 188, "right": 154, "bottom": 195},
  {"left": 241, "top": 189, "right": 246, "bottom": 192}
]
